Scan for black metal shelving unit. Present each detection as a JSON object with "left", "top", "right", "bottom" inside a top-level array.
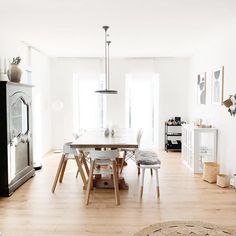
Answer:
[{"left": 165, "top": 122, "right": 182, "bottom": 152}]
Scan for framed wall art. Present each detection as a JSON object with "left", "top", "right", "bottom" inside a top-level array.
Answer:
[
  {"left": 212, "top": 66, "right": 224, "bottom": 105},
  {"left": 197, "top": 72, "right": 206, "bottom": 104}
]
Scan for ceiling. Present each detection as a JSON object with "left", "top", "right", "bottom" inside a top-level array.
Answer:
[{"left": 1, "top": 0, "right": 236, "bottom": 57}]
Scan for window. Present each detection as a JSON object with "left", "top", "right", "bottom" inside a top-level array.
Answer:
[
  {"left": 125, "top": 73, "right": 159, "bottom": 148},
  {"left": 73, "top": 73, "right": 106, "bottom": 132}
]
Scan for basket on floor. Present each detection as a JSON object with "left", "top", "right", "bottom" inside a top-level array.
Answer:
[
  {"left": 202, "top": 162, "right": 219, "bottom": 183},
  {"left": 217, "top": 174, "right": 230, "bottom": 188}
]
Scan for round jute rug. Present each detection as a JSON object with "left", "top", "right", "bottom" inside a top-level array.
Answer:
[{"left": 133, "top": 221, "right": 236, "bottom": 236}]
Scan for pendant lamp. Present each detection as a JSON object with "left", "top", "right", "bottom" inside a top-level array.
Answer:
[{"left": 95, "top": 26, "right": 118, "bottom": 94}]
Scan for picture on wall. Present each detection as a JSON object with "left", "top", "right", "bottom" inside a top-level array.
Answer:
[
  {"left": 197, "top": 72, "right": 206, "bottom": 104},
  {"left": 212, "top": 66, "right": 224, "bottom": 105}
]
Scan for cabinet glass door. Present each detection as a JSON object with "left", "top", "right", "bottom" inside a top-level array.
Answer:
[
  {"left": 199, "top": 132, "right": 216, "bottom": 171},
  {"left": 11, "top": 98, "right": 28, "bottom": 138},
  {"left": 9, "top": 93, "right": 30, "bottom": 182}
]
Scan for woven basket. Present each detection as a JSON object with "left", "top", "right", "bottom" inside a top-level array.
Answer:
[
  {"left": 202, "top": 162, "right": 219, "bottom": 183},
  {"left": 217, "top": 174, "right": 230, "bottom": 188}
]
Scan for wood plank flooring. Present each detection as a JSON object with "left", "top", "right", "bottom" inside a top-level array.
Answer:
[{"left": 0, "top": 151, "right": 236, "bottom": 236}]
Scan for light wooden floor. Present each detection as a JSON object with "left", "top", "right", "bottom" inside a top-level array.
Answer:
[{"left": 0, "top": 151, "right": 236, "bottom": 236}]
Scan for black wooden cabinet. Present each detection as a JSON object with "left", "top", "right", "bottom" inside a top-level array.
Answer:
[{"left": 0, "top": 81, "right": 35, "bottom": 196}]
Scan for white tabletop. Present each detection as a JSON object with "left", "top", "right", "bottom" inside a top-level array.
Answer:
[{"left": 71, "top": 129, "right": 138, "bottom": 149}]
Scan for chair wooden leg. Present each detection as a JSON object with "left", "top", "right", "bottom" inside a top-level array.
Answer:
[
  {"left": 85, "top": 160, "right": 95, "bottom": 205},
  {"left": 51, "top": 154, "right": 65, "bottom": 193},
  {"left": 112, "top": 160, "right": 120, "bottom": 205},
  {"left": 76, "top": 169, "right": 80, "bottom": 178},
  {"left": 59, "top": 159, "right": 68, "bottom": 183},
  {"left": 120, "top": 151, "right": 126, "bottom": 174},
  {"left": 140, "top": 167, "right": 145, "bottom": 200},
  {"left": 150, "top": 168, "right": 153, "bottom": 176},
  {"left": 81, "top": 152, "right": 89, "bottom": 176},
  {"left": 137, "top": 163, "right": 141, "bottom": 175},
  {"left": 75, "top": 154, "right": 87, "bottom": 187},
  {"left": 155, "top": 168, "right": 160, "bottom": 198}
]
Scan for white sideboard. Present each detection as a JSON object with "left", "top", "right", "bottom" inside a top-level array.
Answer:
[{"left": 181, "top": 124, "right": 218, "bottom": 173}]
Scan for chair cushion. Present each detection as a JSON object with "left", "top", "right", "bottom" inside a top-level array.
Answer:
[{"left": 135, "top": 150, "right": 161, "bottom": 165}]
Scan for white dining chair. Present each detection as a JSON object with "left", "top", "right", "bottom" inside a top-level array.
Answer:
[
  {"left": 119, "top": 129, "right": 143, "bottom": 174},
  {"left": 85, "top": 149, "right": 120, "bottom": 205},
  {"left": 51, "top": 142, "right": 87, "bottom": 193}
]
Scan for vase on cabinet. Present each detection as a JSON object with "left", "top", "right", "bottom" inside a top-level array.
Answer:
[
  {"left": 7, "top": 64, "right": 22, "bottom": 83},
  {"left": 104, "top": 128, "right": 110, "bottom": 137}
]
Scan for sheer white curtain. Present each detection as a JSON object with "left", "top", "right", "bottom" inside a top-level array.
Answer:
[
  {"left": 73, "top": 73, "right": 106, "bottom": 132},
  {"left": 125, "top": 73, "right": 159, "bottom": 148}
]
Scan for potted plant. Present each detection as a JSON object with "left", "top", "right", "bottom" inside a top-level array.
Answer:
[
  {"left": 223, "top": 94, "right": 236, "bottom": 116},
  {"left": 7, "top": 56, "right": 22, "bottom": 83}
]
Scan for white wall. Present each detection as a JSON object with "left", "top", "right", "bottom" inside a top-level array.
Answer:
[
  {"left": 31, "top": 49, "right": 52, "bottom": 164},
  {"left": 156, "top": 58, "right": 190, "bottom": 148},
  {"left": 51, "top": 57, "right": 190, "bottom": 149},
  {"left": 0, "top": 40, "right": 52, "bottom": 162},
  {"left": 50, "top": 58, "right": 102, "bottom": 149},
  {"left": 188, "top": 30, "right": 236, "bottom": 175}
]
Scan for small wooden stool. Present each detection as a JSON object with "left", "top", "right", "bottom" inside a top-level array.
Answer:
[
  {"left": 140, "top": 164, "right": 160, "bottom": 200},
  {"left": 135, "top": 150, "right": 161, "bottom": 200}
]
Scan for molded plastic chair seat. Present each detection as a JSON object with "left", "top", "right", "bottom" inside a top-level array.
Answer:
[{"left": 63, "top": 142, "right": 78, "bottom": 155}]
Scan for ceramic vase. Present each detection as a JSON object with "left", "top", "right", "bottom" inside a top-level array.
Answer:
[
  {"left": 7, "top": 64, "right": 22, "bottom": 83},
  {"left": 111, "top": 129, "right": 115, "bottom": 137},
  {"left": 104, "top": 128, "right": 110, "bottom": 137}
]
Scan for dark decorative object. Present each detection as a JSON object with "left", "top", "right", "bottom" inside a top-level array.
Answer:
[
  {"left": 223, "top": 94, "right": 236, "bottom": 116},
  {"left": 95, "top": 26, "right": 118, "bottom": 94},
  {"left": 7, "top": 56, "right": 22, "bottom": 83},
  {"left": 0, "top": 81, "right": 35, "bottom": 196}
]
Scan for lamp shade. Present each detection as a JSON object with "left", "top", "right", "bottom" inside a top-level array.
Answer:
[{"left": 95, "top": 89, "right": 118, "bottom": 94}]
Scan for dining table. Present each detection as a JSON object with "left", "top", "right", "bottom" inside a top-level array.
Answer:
[{"left": 70, "top": 128, "right": 138, "bottom": 190}]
